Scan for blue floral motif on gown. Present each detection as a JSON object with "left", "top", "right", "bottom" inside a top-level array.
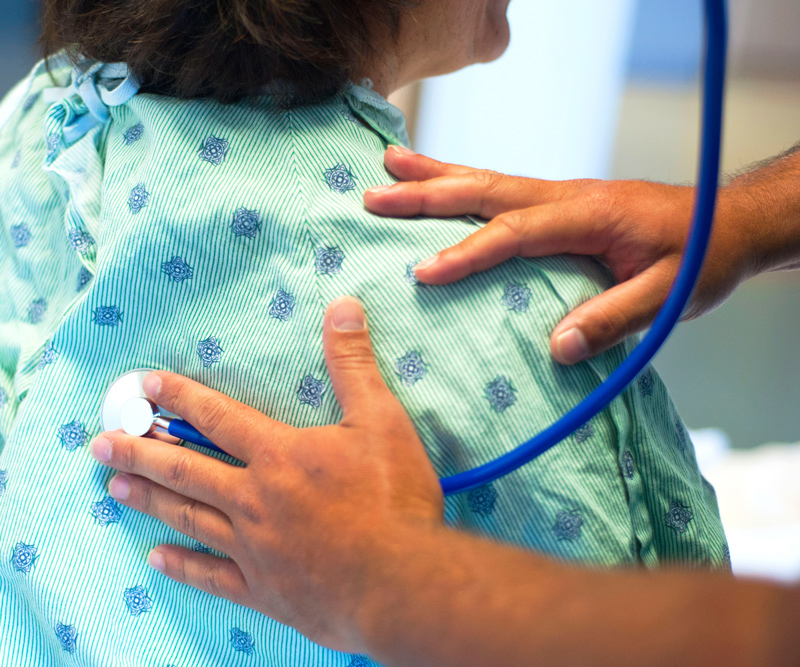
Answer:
[
  {"left": 39, "top": 341, "right": 58, "bottom": 368},
  {"left": 230, "top": 627, "right": 255, "bottom": 655},
  {"left": 128, "top": 184, "right": 150, "bottom": 214},
  {"left": 22, "top": 92, "right": 40, "bottom": 112},
  {"left": 323, "top": 163, "right": 357, "bottom": 193},
  {"left": 193, "top": 542, "right": 212, "bottom": 554},
  {"left": 230, "top": 207, "right": 261, "bottom": 238},
  {"left": 574, "top": 422, "right": 595, "bottom": 443},
  {"left": 27, "top": 298, "right": 47, "bottom": 324},
  {"left": 46, "top": 134, "right": 59, "bottom": 162},
  {"left": 315, "top": 245, "right": 344, "bottom": 275},
  {"left": 348, "top": 657, "right": 371, "bottom": 667},
  {"left": 199, "top": 135, "right": 229, "bottom": 165},
  {"left": 90, "top": 497, "right": 122, "bottom": 527},
  {"left": 68, "top": 229, "right": 95, "bottom": 254},
  {"left": 10, "top": 149, "right": 21, "bottom": 169},
  {"left": 501, "top": 282, "right": 532, "bottom": 314},
  {"left": 0, "top": 469, "right": 8, "bottom": 497},
  {"left": 55, "top": 623, "right": 78, "bottom": 653},
  {"left": 664, "top": 500, "right": 693, "bottom": 534},
  {"left": 123, "top": 122, "right": 144, "bottom": 145},
  {"left": 124, "top": 585, "right": 153, "bottom": 616},
  {"left": 197, "top": 337, "right": 223, "bottom": 367},
  {"left": 622, "top": 450, "right": 635, "bottom": 480},
  {"left": 467, "top": 484, "right": 498, "bottom": 516},
  {"left": 553, "top": 509, "right": 584, "bottom": 541},
  {"left": 77, "top": 266, "right": 93, "bottom": 291},
  {"left": 0, "top": 387, "right": 6, "bottom": 408},
  {"left": 297, "top": 375, "right": 326, "bottom": 409},
  {"left": 10, "top": 223, "right": 31, "bottom": 248},
  {"left": 58, "top": 420, "right": 88, "bottom": 452},
  {"left": 404, "top": 261, "right": 419, "bottom": 286},
  {"left": 675, "top": 420, "right": 688, "bottom": 453},
  {"left": 93, "top": 305, "right": 122, "bottom": 327},
  {"left": 637, "top": 368, "right": 654, "bottom": 397},
  {"left": 395, "top": 351, "right": 428, "bottom": 386},
  {"left": 11, "top": 542, "right": 38, "bottom": 573},
  {"left": 484, "top": 376, "right": 517, "bottom": 413},
  {"left": 269, "top": 289, "right": 295, "bottom": 321},
  {"left": 161, "top": 256, "right": 193, "bottom": 283}
]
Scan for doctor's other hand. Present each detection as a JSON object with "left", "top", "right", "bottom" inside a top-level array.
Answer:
[
  {"left": 89, "top": 297, "right": 444, "bottom": 654},
  {"left": 364, "top": 147, "right": 767, "bottom": 365}
]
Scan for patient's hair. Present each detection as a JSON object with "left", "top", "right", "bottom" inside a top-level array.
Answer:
[{"left": 40, "top": 0, "right": 417, "bottom": 105}]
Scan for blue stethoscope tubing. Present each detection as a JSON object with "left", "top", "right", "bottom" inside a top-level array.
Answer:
[{"left": 440, "top": 0, "right": 728, "bottom": 496}]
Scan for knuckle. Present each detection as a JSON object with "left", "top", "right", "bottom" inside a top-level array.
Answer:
[
  {"left": 492, "top": 211, "right": 525, "bottom": 237},
  {"left": 471, "top": 169, "right": 502, "bottom": 191},
  {"left": 234, "top": 492, "right": 263, "bottom": 524},
  {"left": 139, "top": 480, "right": 155, "bottom": 512},
  {"left": 202, "top": 564, "right": 225, "bottom": 598},
  {"left": 581, "top": 184, "right": 619, "bottom": 218},
  {"left": 116, "top": 437, "right": 137, "bottom": 471},
  {"left": 163, "top": 450, "right": 193, "bottom": 490},
  {"left": 173, "top": 498, "right": 199, "bottom": 536},
  {"left": 327, "top": 337, "right": 374, "bottom": 371},
  {"left": 191, "top": 394, "right": 230, "bottom": 437},
  {"left": 590, "top": 299, "right": 631, "bottom": 341}
]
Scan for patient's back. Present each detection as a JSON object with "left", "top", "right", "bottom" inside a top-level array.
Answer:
[{"left": 0, "top": 62, "right": 729, "bottom": 666}]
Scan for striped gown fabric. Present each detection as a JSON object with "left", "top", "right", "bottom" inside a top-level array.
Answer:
[{"left": 0, "top": 60, "right": 729, "bottom": 666}]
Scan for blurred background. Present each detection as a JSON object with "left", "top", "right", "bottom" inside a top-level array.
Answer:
[{"left": 2, "top": 0, "right": 798, "bottom": 580}]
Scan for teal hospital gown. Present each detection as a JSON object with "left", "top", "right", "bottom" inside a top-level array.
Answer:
[{"left": 0, "top": 58, "right": 729, "bottom": 666}]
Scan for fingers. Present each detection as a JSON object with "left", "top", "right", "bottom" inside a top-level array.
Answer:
[
  {"left": 147, "top": 545, "right": 255, "bottom": 609},
  {"left": 366, "top": 172, "right": 569, "bottom": 220},
  {"left": 91, "top": 430, "right": 243, "bottom": 509},
  {"left": 550, "top": 262, "right": 676, "bottom": 364},
  {"left": 382, "top": 146, "right": 475, "bottom": 180},
  {"left": 109, "top": 472, "right": 236, "bottom": 552},
  {"left": 415, "top": 202, "right": 612, "bottom": 285},
  {"left": 141, "top": 371, "right": 290, "bottom": 463},
  {"left": 366, "top": 147, "right": 584, "bottom": 220},
  {"left": 323, "top": 297, "right": 398, "bottom": 420}
]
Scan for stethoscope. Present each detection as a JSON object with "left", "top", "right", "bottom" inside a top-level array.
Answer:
[{"left": 101, "top": 0, "right": 728, "bottom": 496}]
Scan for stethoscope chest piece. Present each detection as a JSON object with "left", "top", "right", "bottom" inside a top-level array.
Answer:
[
  {"left": 101, "top": 368, "right": 228, "bottom": 456},
  {"left": 100, "top": 368, "right": 176, "bottom": 434}
]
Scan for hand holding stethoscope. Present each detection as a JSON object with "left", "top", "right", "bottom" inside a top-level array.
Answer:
[{"left": 92, "top": 297, "right": 445, "bottom": 654}]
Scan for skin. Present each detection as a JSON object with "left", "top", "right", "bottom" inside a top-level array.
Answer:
[
  {"left": 365, "top": 0, "right": 512, "bottom": 97},
  {"left": 90, "top": 298, "right": 800, "bottom": 666},
  {"left": 363, "top": 143, "right": 800, "bottom": 363}
]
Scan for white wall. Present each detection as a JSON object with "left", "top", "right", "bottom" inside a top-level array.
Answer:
[{"left": 414, "top": 0, "right": 636, "bottom": 180}]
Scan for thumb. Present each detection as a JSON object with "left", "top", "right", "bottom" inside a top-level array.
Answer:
[
  {"left": 550, "top": 265, "right": 674, "bottom": 364},
  {"left": 323, "top": 297, "right": 396, "bottom": 419}
]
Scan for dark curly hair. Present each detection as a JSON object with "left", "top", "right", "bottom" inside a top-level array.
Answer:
[{"left": 40, "top": 0, "right": 418, "bottom": 105}]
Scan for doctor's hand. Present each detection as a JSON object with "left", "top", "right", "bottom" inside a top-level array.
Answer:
[
  {"left": 364, "top": 147, "right": 763, "bottom": 365},
  {"left": 90, "top": 297, "right": 444, "bottom": 654}
]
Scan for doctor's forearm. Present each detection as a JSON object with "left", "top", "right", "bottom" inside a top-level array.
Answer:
[
  {"left": 724, "top": 141, "right": 800, "bottom": 276},
  {"left": 357, "top": 525, "right": 798, "bottom": 667}
]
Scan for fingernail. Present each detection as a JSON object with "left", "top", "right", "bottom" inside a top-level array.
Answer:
[
  {"left": 414, "top": 255, "right": 438, "bottom": 273},
  {"left": 555, "top": 328, "right": 590, "bottom": 364},
  {"left": 91, "top": 436, "right": 113, "bottom": 463},
  {"left": 366, "top": 185, "right": 392, "bottom": 195},
  {"left": 142, "top": 373, "right": 161, "bottom": 400},
  {"left": 108, "top": 474, "right": 131, "bottom": 501},
  {"left": 148, "top": 549, "right": 165, "bottom": 572},
  {"left": 331, "top": 297, "right": 366, "bottom": 331},
  {"left": 390, "top": 145, "right": 415, "bottom": 156}
]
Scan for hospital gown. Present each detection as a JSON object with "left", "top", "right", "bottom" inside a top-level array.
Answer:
[{"left": 0, "top": 59, "right": 730, "bottom": 666}]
